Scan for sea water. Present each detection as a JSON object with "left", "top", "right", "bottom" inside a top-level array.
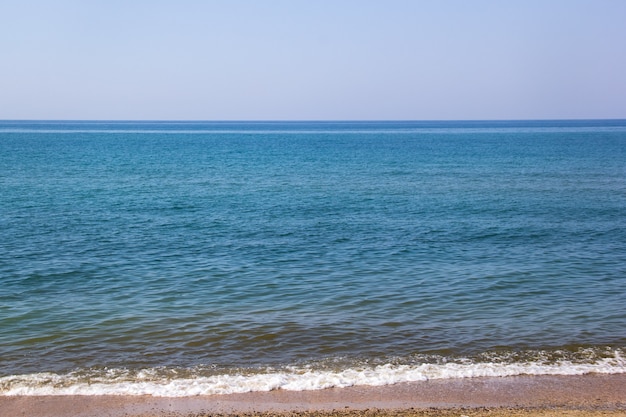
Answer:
[{"left": 1, "top": 120, "right": 625, "bottom": 396}]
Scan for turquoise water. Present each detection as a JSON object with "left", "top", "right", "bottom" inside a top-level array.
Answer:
[{"left": 1, "top": 120, "right": 625, "bottom": 395}]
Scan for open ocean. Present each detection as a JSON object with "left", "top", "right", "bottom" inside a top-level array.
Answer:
[{"left": 1, "top": 120, "right": 625, "bottom": 396}]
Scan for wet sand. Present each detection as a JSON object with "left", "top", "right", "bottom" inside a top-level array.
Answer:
[{"left": 1, "top": 374, "right": 625, "bottom": 417}]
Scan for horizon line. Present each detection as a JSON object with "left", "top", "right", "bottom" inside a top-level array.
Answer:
[{"left": 2, "top": 118, "right": 626, "bottom": 123}]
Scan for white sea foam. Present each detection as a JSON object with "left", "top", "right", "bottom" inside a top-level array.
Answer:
[{"left": 2, "top": 350, "right": 625, "bottom": 397}]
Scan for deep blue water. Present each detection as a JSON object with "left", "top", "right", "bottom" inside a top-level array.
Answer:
[{"left": 1, "top": 120, "right": 625, "bottom": 394}]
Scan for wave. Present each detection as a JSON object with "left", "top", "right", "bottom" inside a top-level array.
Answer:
[
  {"left": 3, "top": 119, "right": 626, "bottom": 135},
  {"left": 2, "top": 348, "right": 624, "bottom": 397}
]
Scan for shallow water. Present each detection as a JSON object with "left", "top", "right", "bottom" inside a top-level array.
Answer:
[{"left": 1, "top": 120, "right": 625, "bottom": 395}]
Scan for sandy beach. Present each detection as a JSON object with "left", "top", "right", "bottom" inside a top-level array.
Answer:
[{"left": 1, "top": 374, "right": 624, "bottom": 417}]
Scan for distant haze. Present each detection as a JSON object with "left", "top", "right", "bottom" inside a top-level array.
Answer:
[{"left": 1, "top": 1, "right": 625, "bottom": 120}]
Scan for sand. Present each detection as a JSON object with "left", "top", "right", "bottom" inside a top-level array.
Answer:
[{"left": 1, "top": 374, "right": 624, "bottom": 417}]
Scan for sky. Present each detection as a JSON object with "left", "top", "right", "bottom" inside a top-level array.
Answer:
[{"left": 1, "top": 1, "right": 625, "bottom": 120}]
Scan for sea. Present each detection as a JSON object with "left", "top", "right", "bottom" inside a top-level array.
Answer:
[{"left": 1, "top": 120, "right": 625, "bottom": 396}]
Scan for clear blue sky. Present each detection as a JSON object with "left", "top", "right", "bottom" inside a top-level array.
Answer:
[{"left": 1, "top": 1, "right": 625, "bottom": 120}]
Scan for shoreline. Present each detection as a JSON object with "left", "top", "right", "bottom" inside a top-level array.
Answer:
[{"left": 1, "top": 374, "right": 624, "bottom": 417}]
